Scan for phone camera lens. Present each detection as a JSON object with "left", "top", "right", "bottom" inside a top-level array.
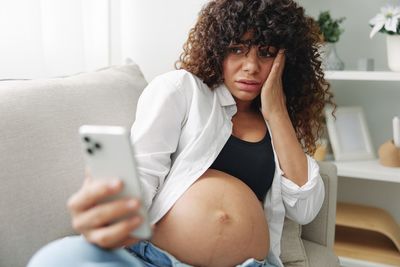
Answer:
[
  {"left": 86, "top": 148, "right": 94, "bottom": 155},
  {"left": 84, "top": 136, "right": 91, "bottom": 143},
  {"left": 94, "top": 143, "right": 101, "bottom": 149}
]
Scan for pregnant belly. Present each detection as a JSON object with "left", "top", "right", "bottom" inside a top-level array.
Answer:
[{"left": 150, "top": 169, "right": 270, "bottom": 267}]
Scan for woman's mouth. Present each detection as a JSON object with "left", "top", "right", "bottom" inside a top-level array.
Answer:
[{"left": 235, "top": 79, "right": 261, "bottom": 92}]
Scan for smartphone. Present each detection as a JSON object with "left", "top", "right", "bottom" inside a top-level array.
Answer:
[{"left": 78, "top": 125, "right": 152, "bottom": 240}]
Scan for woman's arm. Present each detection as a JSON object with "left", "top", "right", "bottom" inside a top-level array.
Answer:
[
  {"left": 280, "top": 156, "right": 325, "bottom": 224},
  {"left": 268, "top": 112, "right": 324, "bottom": 224},
  {"left": 131, "top": 75, "right": 187, "bottom": 211},
  {"left": 261, "top": 50, "right": 307, "bottom": 186},
  {"left": 261, "top": 50, "right": 324, "bottom": 224},
  {"left": 268, "top": 112, "right": 308, "bottom": 186}
]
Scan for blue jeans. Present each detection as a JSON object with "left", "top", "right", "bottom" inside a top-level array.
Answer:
[
  {"left": 28, "top": 236, "right": 276, "bottom": 267},
  {"left": 127, "top": 240, "right": 275, "bottom": 267}
]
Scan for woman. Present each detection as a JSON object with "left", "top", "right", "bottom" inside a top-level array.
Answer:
[{"left": 28, "top": 0, "right": 334, "bottom": 266}]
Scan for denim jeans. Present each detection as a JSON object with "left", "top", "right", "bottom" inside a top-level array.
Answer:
[
  {"left": 128, "top": 240, "right": 276, "bottom": 267},
  {"left": 27, "top": 236, "right": 277, "bottom": 267}
]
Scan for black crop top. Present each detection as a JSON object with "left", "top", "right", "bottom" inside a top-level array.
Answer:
[{"left": 210, "top": 132, "right": 275, "bottom": 202}]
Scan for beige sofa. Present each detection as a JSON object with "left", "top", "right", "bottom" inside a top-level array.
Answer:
[{"left": 0, "top": 63, "right": 339, "bottom": 267}]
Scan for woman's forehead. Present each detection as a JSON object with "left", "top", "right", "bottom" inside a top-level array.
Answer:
[
  {"left": 230, "top": 31, "right": 255, "bottom": 44},
  {"left": 241, "top": 31, "right": 254, "bottom": 40},
  {"left": 234, "top": 30, "right": 271, "bottom": 44},
  {"left": 229, "top": 29, "right": 279, "bottom": 47}
]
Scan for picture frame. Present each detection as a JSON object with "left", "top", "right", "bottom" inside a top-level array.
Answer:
[{"left": 325, "top": 106, "right": 375, "bottom": 161}]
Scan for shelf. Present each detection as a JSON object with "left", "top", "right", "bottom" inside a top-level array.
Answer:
[
  {"left": 330, "top": 160, "right": 400, "bottom": 183},
  {"left": 335, "top": 202, "right": 400, "bottom": 266},
  {"left": 336, "top": 203, "right": 400, "bottom": 252},
  {"left": 335, "top": 226, "right": 400, "bottom": 266},
  {"left": 339, "top": 256, "right": 396, "bottom": 267},
  {"left": 325, "top": 71, "right": 400, "bottom": 81}
]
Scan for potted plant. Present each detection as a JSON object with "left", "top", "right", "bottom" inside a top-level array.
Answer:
[
  {"left": 317, "top": 11, "right": 346, "bottom": 70},
  {"left": 369, "top": 4, "right": 400, "bottom": 71}
]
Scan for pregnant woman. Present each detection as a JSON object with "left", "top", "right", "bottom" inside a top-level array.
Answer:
[{"left": 28, "top": 0, "right": 335, "bottom": 266}]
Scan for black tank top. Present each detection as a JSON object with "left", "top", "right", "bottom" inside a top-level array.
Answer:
[{"left": 210, "top": 132, "right": 275, "bottom": 202}]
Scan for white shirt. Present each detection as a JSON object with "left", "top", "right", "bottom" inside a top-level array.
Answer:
[{"left": 131, "top": 69, "right": 325, "bottom": 267}]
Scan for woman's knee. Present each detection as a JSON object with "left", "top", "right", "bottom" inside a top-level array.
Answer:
[{"left": 27, "top": 235, "right": 144, "bottom": 267}]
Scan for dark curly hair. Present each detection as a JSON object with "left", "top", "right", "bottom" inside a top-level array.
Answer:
[{"left": 176, "top": 0, "right": 335, "bottom": 154}]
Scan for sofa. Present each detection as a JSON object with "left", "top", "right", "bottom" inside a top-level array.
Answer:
[{"left": 0, "top": 62, "right": 339, "bottom": 267}]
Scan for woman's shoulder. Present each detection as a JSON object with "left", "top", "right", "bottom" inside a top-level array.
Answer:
[
  {"left": 150, "top": 69, "right": 210, "bottom": 94},
  {"left": 152, "top": 69, "right": 199, "bottom": 84}
]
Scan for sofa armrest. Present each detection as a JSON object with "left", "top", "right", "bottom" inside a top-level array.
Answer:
[{"left": 301, "top": 161, "right": 338, "bottom": 248}]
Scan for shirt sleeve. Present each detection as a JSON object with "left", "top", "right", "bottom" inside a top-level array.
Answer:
[
  {"left": 280, "top": 154, "right": 325, "bottom": 225},
  {"left": 130, "top": 76, "right": 187, "bottom": 211}
]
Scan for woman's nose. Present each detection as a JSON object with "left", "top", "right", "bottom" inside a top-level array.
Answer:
[{"left": 242, "top": 47, "right": 260, "bottom": 74}]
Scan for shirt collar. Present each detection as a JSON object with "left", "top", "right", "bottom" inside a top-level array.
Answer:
[{"left": 214, "top": 83, "right": 236, "bottom": 107}]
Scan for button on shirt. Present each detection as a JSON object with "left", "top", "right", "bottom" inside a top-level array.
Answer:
[{"left": 130, "top": 69, "right": 325, "bottom": 267}]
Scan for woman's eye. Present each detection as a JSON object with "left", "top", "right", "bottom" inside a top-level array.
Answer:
[
  {"left": 258, "top": 46, "right": 278, "bottom": 58},
  {"left": 228, "top": 46, "right": 246, "bottom": 55}
]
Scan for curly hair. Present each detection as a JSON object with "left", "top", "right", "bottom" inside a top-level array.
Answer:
[{"left": 176, "top": 0, "right": 335, "bottom": 155}]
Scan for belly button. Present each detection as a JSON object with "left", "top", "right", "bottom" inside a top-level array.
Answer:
[{"left": 216, "top": 210, "right": 230, "bottom": 224}]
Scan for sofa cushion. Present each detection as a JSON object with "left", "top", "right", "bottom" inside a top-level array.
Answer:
[
  {"left": 281, "top": 218, "right": 309, "bottom": 267},
  {"left": 0, "top": 63, "right": 147, "bottom": 267},
  {"left": 303, "top": 239, "right": 340, "bottom": 267}
]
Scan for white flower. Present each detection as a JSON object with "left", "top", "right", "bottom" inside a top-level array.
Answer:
[{"left": 369, "top": 4, "right": 400, "bottom": 38}]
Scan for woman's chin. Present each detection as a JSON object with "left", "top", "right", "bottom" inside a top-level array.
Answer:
[{"left": 234, "top": 91, "right": 260, "bottom": 102}]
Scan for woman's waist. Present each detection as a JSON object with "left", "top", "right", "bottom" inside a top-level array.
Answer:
[{"left": 150, "top": 169, "right": 270, "bottom": 267}]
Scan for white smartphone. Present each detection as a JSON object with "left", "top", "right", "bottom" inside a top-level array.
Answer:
[{"left": 78, "top": 125, "right": 152, "bottom": 240}]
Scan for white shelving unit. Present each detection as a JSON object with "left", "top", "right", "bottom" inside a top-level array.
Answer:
[
  {"left": 325, "top": 71, "right": 400, "bottom": 81},
  {"left": 331, "top": 160, "right": 400, "bottom": 183},
  {"left": 325, "top": 70, "right": 400, "bottom": 267},
  {"left": 339, "top": 256, "right": 397, "bottom": 267}
]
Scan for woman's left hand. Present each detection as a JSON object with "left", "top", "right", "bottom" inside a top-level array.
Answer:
[{"left": 260, "top": 49, "right": 287, "bottom": 121}]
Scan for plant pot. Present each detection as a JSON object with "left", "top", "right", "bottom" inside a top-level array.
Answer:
[
  {"left": 387, "top": 35, "right": 400, "bottom": 72},
  {"left": 321, "top": 42, "right": 345, "bottom": 71}
]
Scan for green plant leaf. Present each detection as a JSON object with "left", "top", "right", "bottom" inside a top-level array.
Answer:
[{"left": 317, "top": 11, "right": 346, "bottom": 43}]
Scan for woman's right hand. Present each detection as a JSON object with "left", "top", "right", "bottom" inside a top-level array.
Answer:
[{"left": 67, "top": 171, "right": 144, "bottom": 249}]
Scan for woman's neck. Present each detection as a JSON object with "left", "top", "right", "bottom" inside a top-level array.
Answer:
[{"left": 234, "top": 98, "right": 254, "bottom": 114}]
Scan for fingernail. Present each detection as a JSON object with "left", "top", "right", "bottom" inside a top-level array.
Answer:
[
  {"left": 109, "top": 179, "right": 121, "bottom": 189},
  {"left": 127, "top": 199, "right": 138, "bottom": 209},
  {"left": 131, "top": 216, "right": 142, "bottom": 226}
]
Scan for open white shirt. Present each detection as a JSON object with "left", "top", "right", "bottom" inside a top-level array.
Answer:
[{"left": 131, "top": 69, "right": 325, "bottom": 267}]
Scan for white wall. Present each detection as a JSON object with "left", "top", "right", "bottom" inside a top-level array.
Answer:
[
  {"left": 125, "top": 0, "right": 208, "bottom": 82},
  {"left": 298, "top": 0, "right": 391, "bottom": 71},
  {"left": 0, "top": 1, "right": 47, "bottom": 78},
  {"left": 0, "top": 0, "right": 208, "bottom": 80},
  {"left": 0, "top": 0, "right": 110, "bottom": 79}
]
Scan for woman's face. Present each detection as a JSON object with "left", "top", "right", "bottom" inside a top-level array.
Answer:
[{"left": 222, "top": 32, "right": 278, "bottom": 104}]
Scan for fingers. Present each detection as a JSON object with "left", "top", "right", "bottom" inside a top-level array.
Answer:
[
  {"left": 120, "top": 237, "right": 143, "bottom": 248},
  {"left": 67, "top": 178, "right": 123, "bottom": 215},
  {"left": 274, "top": 49, "right": 286, "bottom": 75},
  {"left": 85, "top": 216, "right": 143, "bottom": 249},
  {"left": 268, "top": 49, "right": 286, "bottom": 82},
  {"left": 72, "top": 198, "right": 142, "bottom": 232}
]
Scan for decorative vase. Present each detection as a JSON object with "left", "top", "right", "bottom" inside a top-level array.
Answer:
[
  {"left": 313, "top": 138, "right": 328, "bottom": 161},
  {"left": 321, "top": 42, "right": 345, "bottom": 70},
  {"left": 378, "top": 139, "right": 400, "bottom": 167},
  {"left": 387, "top": 35, "right": 400, "bottom": 72}
]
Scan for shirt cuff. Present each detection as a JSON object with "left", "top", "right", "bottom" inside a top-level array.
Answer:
[{"left": 281, "top": 155, "right": 321, "bottom": 207}]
